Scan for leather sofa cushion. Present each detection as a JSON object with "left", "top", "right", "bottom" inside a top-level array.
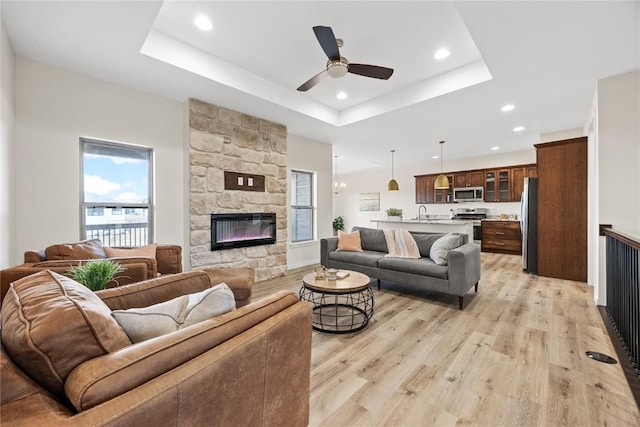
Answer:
[
  {"left": 45, "top": 239, "right": 107, "bottom": 260},
  {"left": 0, "top": 343, "right": 42, "bottom": 405},
  {"left": 377, "top": 256, "right": 449, "bottom": 280},
  {"left": 0, "top": 270, "right": 131, "bottom": 398},
  {"left": 66, "top": 290, "right": 301, "bottom": 411},
  {"left": 352, "top": 226, "right": 388, "bottom": 252},
  {"left": 103, "top": 243, "right": 157, "bottom": 259}
]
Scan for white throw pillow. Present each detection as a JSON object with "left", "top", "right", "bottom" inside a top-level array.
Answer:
[
  {"left": 430, "top": 233, "right": 463, "bottom": 265},
  {"left": 111, "top": 283, "right": 235, "bottom": 343}
]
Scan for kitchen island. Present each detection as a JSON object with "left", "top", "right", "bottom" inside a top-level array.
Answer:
[{"left": 371, "top": 219, "right": 475, "bottom": 243}]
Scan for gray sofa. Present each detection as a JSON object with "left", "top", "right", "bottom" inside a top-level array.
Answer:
[{"left": 320, "top": 226, "right": 481, "bottom": 309}]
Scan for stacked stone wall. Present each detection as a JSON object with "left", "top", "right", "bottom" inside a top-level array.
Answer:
[{"left": 188, "top": 99, "right": 287, "bottom": 281}]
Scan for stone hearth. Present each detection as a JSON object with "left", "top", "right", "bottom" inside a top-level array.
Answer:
[{"left": 188, "top": 99, "right": 287, "bottom": 281}]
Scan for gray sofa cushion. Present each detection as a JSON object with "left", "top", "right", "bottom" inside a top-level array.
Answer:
[
  {"left": 409, "top": 232, "right": 447, "bottom": 258},
  {"left": 352, "top": 226, "right": 388, "bottom": 253},
  {"left": 377, "top": 256, "right": 449, "bottom": 280},
  {"left": 328, "top": 250, "right": 386, "bottom": 267}
]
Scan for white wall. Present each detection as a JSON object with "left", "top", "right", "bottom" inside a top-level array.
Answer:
[
  {"left": 0, "top": 11, "right": 15, "bottom": 268},
  {"left": 287, "top": 134, "right": 332, "bottom": 269},
  {"left": 593, "top": 70, "right": 640, "bottom": 304},
  {"left": 539, "top": 128, "right": 584, "bottom": 143},
  {"left": 334, "top": 149, "right": 536, "bottom": 231},
  {"left": 14, "top": 59, "right": 185, "bottom": 264}
]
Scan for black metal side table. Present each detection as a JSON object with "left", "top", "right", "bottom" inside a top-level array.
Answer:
[{"left": 299, "top": 271, "right": 374, "bottom": 334}]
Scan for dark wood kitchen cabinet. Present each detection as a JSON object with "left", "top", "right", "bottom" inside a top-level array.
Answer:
[
  {"left": 415, "top": 175, "right": 435, "bottom": 204},
  {"left": 435, "top": 174, "right": 454, "bottom": 203},
  {"left": 454, "top": 171, "right": 484, "bottom": 188},
  {"left": 415, "top": 174, "right": 453, "bottom": 203},
  {"left": 484, "top": 169, "right": 511, "bottom": 202},
  {"left": 535, "top": 137, "right": 587, "bottom": 282},
  {"left": 511, "top": 165, "right": 538, "bottom": 201},
  {"left": 481, "top": 220, "right": 522, "bottom": 254},
  {"left": 415, "top": 163, "right": 536, "bottom": 204}
]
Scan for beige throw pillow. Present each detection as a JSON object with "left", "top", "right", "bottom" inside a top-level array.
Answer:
[
  {"left": 104, "top": 243, "right": 157, "bottom": 258},
  {"left": 111, "top": 283, "right": 236, "bottom": 343},
  {"left": 337, "top": 230, "right": 363, "bottom": 252},
  {"left": 430, "top": 233, "right": 463, "bottom": 265}
]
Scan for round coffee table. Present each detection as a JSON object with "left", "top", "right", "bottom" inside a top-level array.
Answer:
[{"left": 299, "top": 270, "right": 374, "bottom": 334}]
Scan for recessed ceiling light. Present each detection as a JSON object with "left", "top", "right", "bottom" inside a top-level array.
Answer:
[
  {"left": 194, "top": 15, "right": 213, "bottom": 31},
  {"left": 513, "top": 126, "right": 525, "bottom": 132},
  {"left": 491, "top": 146, "right": 501, "bottom": 151},
  {"left": 432, "top": 155, "right": 439, "bottom": 159},
  {"left": 336, "top": 91, "right": 348, "bottom": 100},
  {"left": 434, "top": 48, "right": 450, "bottom": 60},
  {"left": 501, "top": 104, "right": 515, "bottom": 112}
]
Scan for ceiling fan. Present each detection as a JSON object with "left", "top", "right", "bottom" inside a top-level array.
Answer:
[{"left": 297, "top": 26, "right": 394, "bottom": 92}]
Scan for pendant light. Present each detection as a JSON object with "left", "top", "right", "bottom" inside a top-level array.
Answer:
[
  {"left": 333, "top": 155, "right": 346, "bottom": 194},
  {"left": 387, "top": 149, "right": 399, "bottom": 191},
  {"left": 434, "top": 140, "right": 450, "bottom": 189}
]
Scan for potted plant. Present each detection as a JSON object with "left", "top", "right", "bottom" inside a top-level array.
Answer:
[
  {"left": 386, "top": 208, "right": 403, "bottom": 221},
  {"left": 332, "top": 216, "right": 345, "bottom": 236},
  {"left": 67, "top": 259, "right": 126, "bottom": 291}
]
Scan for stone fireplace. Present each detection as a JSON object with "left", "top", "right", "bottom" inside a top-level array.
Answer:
[{"left": 188, "top": 99, "right": 287, "bottom": 281}]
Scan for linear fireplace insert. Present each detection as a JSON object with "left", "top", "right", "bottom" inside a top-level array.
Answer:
[{"left": 211, "top": 213, "right": 276, "bottom": 251}]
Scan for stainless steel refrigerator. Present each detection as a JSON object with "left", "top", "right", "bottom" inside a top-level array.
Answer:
[{"left": 520, "top": 177, "right": 538, "bottom": 274}]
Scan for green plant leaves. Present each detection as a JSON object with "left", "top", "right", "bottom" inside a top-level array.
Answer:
[{"left": 67, "top": 259, "right": 125, "bottom": 291}]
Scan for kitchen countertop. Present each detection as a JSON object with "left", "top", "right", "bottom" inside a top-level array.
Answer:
[{"left": 371, "top": 219, "right": 475, "bottom": 225}]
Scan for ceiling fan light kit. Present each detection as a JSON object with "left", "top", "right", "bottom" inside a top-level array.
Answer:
[
  {"left": 435, "top": 140, "right": 450, "bottom": 190},
  {"left": 297, "top": 26, "right": 394, "bottom": 91},
  {"left": 327, "top": 58, "right": 349, "bottom": 78}
]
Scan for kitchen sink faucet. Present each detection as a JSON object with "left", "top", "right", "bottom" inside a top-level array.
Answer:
[{"left": 418, "top": 205, "right": 427, "bottom": 222}]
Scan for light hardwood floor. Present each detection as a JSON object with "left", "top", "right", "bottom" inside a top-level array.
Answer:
[{"left": 254, "top": 252, "right": 640, "bottom": 426}]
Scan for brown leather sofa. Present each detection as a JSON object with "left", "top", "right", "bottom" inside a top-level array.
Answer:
[
  {"left": 0, "top": 270, "right": 312, "bottom": 426},
  {"left": 0, "top": 240, "right": 183, "bottom": 303}
]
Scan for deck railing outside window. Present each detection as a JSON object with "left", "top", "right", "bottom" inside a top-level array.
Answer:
[{"left": 86, "top": 223, "right": 148, "bottom": 247}]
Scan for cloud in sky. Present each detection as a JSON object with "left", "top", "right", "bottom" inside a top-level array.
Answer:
[
  {"left": 111, "top": 157, "right": 143, "bottom": 165},
  {"left": 85, "top": 153, "right": 143, "bottom": 165},
  {"left": 116, "top": 192, "right": 144, "bottom": 203},
  {"left": 84, "top": 174, "right": 120, "bottom": 195}
]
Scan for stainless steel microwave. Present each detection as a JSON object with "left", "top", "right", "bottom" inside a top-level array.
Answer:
[{"left": 453, "top": 186, "right": 484, "bottom": 202}]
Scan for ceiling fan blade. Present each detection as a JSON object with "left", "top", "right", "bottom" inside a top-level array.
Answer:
[
  {"left": 297, "top": 70, "right": 329, "bottom": 91},
  {"left": 348, "top": 64, "right": 394, "bottom": 80},
  {"left": 313, "top": 26, "right": 340, "bottom": 61}
]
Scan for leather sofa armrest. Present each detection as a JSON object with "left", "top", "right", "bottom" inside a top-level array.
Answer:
[
  {"left": 202, "top": 268, "right": 254, "bottom": 308},
  {"left": 65, "top": 291, "right": 307, "bottom": 411},
  {"left": 447, "top": 243, "right": 481, "bottom": 296},
  {"left": 155, "top": 245, "right": 182, "bottom": 275},
  {"left": 320, "top": 237, "right": 339, "bottom": 267},
  {"left": 96, "top": 271, "right": 213, "bottom": 310},
  {"left": 1, "top": 259, "right": 155, "bottom": 303},
  {"left": 24, "top": 251, "right": 44, "bottom": 263},
  {"left": 32, "top": 257, "right": 158, "bottom": 286}
]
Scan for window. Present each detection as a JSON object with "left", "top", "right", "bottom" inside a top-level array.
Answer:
[
  {"left": 291, "top": 170, "right": 315, "bottom": 243},
  {"left": 80, "top": 138, "right": 153, "bottom": 247}
]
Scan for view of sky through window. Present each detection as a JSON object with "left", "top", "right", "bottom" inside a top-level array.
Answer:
[{"left": 84, "top": 153, "right": 149, "bottom": 203}]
